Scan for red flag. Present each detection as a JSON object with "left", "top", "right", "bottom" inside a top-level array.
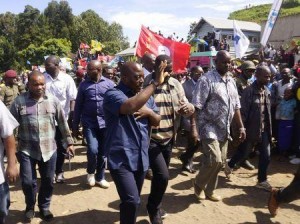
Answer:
[{"left": 136, "top": 25, "right": 190, "bottom": 73}]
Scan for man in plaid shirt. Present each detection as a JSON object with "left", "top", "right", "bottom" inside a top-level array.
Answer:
[{"left": 10, "top": 71, "right": 74, "bottom": 222}]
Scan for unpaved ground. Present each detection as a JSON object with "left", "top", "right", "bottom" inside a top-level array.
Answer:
[{"left": 6, "top": 139, "right": 300, "bottom": 224}]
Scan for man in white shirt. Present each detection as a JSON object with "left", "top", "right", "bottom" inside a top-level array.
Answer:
[
  {"left": 0, "top": 101, "right": 19, "bottom": 224},
  {"left": 44, "top": 56, "right": 77, "bottom": 183}
]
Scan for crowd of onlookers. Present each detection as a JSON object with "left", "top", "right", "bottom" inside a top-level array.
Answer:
[{"left": 0, "top": 45, "right": 300, "bottom": 223}]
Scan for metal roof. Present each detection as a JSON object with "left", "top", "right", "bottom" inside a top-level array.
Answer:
[
  {"left": 192, "top": 17, "right": 261, "bottom": 33},
  {"left": 116, "top": 47, "right": 136, "bottom": 56}
]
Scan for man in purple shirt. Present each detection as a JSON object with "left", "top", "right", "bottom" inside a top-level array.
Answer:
[{"left": 73, "top": 60, "right": 115, "bottom": 188}]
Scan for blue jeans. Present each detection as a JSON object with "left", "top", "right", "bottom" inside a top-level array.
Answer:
[
  {"left": 83, "top": 127, "right": 107, "bottom": 181},
  {"left": 110, "top": 165, "right": 146, "bottom": 224},
  {"left": 147, "top": 140, "right": 172, "bottom": 214},
  {"left": 229, "top": 132, "right": 271, "bottom": 182},
  {"left": 0, "top": 182, "right": 10, "bottom": 224},
  {"left": 17, "top": 151, "right": 57, "bottom": 211}
]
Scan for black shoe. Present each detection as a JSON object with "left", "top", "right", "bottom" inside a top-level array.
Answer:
[
  {"left": 182, "top": 159, "right": 196, "bottom": 173},
  {"left": 145, "top": 169, "right": 153, "bottom": 180},
  {"left": 148, "top": 210, "right": 163, "bottom": 224},
  {"left": 39, "top": 209, "right": 54, "bottom": 222},
  {"left": 24, "top": 209, "right": 35, "bottom": 221},
  {"left": 240, "top": 160, "right": 255, "bottom": 170}
]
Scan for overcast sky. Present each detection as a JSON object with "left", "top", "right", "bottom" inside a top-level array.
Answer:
[{"left": 0, "top": 0, "right": 274, "bottom": 46}]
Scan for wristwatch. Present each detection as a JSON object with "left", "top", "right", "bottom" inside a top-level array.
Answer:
[{"left": 150, "top": 79, "right": 159, "bottom": 88}]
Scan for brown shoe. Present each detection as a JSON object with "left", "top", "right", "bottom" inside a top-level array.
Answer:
[{"left": 268, "top": 188, "right": 280, "bottom": 217}]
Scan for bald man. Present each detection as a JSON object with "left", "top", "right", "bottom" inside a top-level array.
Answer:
[
  {"left": 73, "top": 60, "right": 115, "bottom": 188},
  {"left": 103, "top": 62, "right": 166, "bottom": 224},
  {"left": 44, "top": 55, "right": 77, "bottom": 183},
  {"left": 226, "top": 66, "right": 273, "bottom": 191},
  {"left": 192, "top": 50, "right": 245, "bottom": 201},
  {"left": 141, "top": 53, "right": 156, "bottom": 78}
]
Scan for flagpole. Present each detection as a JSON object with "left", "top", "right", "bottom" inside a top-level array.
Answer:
[{"left": 260, "top": 0, "right": 283, "bottom": 47}]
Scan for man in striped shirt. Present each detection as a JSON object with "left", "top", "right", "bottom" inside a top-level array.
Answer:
[{"left": 144, "top": 55, "right": 194, "bottom": 224}]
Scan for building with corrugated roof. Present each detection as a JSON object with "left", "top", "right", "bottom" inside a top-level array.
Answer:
[{"left": 191, "top": 17, "right": 261, "bottom": 57}]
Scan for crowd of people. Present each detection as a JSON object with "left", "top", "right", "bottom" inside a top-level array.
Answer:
[{"left": 0, "top": 48, "right": 300, "bottom": 224}]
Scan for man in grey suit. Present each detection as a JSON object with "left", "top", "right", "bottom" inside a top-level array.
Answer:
[{"left": 179, "top": 66, "right": 204, "bottom": 173}]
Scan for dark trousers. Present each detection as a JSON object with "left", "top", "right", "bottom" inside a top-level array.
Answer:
[
  {"left": 83, "top": 127, "right": 106, "bottom": 181},
  {"left": 229, "top": 132, "right": 271, "bottom": 182},
  {"left": 110, "top": 165, "right": 146, "bottom": 224},
  {"left": 147, "top": 140, "right": 172, "bottom": 214},
  {"left": 180, "top": 135, "right": 200, "bottom": 164},
  {"left": 0, "top": 182, "right": 10, "bottom": 224},
  {"left": 55, "top": 127, "right": 66, "bottom": 175},
  {"left": 278, "top": 165, "right": 300, "bottom": 203},
  {"left": 17, "top": 151, "right": 57, "bottom": 211}
]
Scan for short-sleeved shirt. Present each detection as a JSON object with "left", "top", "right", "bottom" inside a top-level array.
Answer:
[
  {"left": 10, "top": 92, "right": 73, "bottom": 162},
  {"left": 73, "top": 76, "right": 115, "bottom": 130},
  {"left": 192, "top": 70, "right": 240, "bottom": 141},
  {"left": 44, "top": 71, "right": 77, "bottom": 119},
  {"left": 103, "top": 82, "right": 158, "bottom": 172},
  {"left": 277, "top": 98, "right": 297, "bottom": 120},
  {"left": 0, "top": 101, "right": 19, "bottom": 184}
]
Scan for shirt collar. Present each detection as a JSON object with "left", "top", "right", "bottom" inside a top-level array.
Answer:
[
  {"left": 46, "top": 71, "right": 64, "bottom": 81},
  {"left": 26, "top": 91, "right": 49, "bottom": 102},
  {"left": 117, "top": 81, "right": 135, "bottom": 96},
  {"left": 86, "top": 75, "right": 106, "bottom": 83}
]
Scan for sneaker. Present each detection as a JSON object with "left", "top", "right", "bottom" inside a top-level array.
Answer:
[
  {"left": 55, "top": 172, "right": 65, "bottom": 183},
  {"left": 256, "top": 181, "right": 272, "bottom": 191},
  {"left": 290, "top": 158, "right": 300, "bottom": 165},
  {"left": 24, "top": 209, "right": 35, "bottom": 221},
  {"left": 87, "top": 174, "right": 95, "bottom": 187},
  {"left": 206, "top": 193, "right": 222, "bottom": 202},
  {"left": 268, "top": 188, "right": 280, "bottom": 217},
  {"left": 3, "top": 156, "right": 7, "bottom": 163},
  {"left": 224, "top": 162, "right": 233, "bottom": 179},
  {"left": 39, "top": 209, "right": 54, "bottom": 221},
  {"left": 159, "top": 208, "right": 168, "bottom": 219},
  {"left": 95, "top": 179, "right": 110, "bottom": 189}
]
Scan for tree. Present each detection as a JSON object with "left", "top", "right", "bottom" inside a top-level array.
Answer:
[
  {"left": 0, "top": 12, "right": 17, "bottom": 41},
  {"left": 15, "top": 5, "right": 51, "bottom": 50},
  {"left": 186, "top": 21, "right": 198, "bottom": 42},
  {"left": 18, "top": 38, "right": 71, "bottom": 66},
  {"left": 44, "top": 0, "right": 74, "bottom": 38},
  {"left": 0, "top": 36, "right": 18, "bottom": 72}
]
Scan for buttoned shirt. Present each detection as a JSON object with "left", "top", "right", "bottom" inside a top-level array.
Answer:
[
  {"left": 44, "top": 71, "right": 77, "bottom": 119},
  {"left": 192, "top": 70, "right": 240, "bottom": 141},
  {"left": 0, "top": 101, "right": 19, "bottom": 184},
  {"left": 73, "top": 76, "right": 115, "bottom": 130},
  {"left": 103, "top": 82, "right": 158, "bottom": 172},
  {"left": 10, "top": 92, "right": 74, "bottom": 162}
]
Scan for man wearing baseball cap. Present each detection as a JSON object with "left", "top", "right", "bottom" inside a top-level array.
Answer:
[{"left": 0, "top": 70, "right": 26, "bottom": 108}]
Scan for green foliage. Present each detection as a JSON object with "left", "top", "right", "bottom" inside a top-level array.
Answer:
[
  {"left": 229, "top": 1, "right": 300, "bottom": 23},
  {"left": 18, "top": 38, "right": 71, "bottom": 66},
  {"left": 0, "top": 1, "right": 130, "bottom": 71},
  {"left": 0, "top": 36, "right": 18, "bottom": 72}
]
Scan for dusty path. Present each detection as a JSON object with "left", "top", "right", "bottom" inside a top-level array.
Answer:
[{"left": 6, "top": 142, "right": 300, "bottom": 224}]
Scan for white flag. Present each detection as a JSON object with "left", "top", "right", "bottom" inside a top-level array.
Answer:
[
  {"left": 233, "top": 20, "right": 250, "bottom": 59},
  {"left": 260, "top": 0, "right": 283, "bottom": 47}
]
